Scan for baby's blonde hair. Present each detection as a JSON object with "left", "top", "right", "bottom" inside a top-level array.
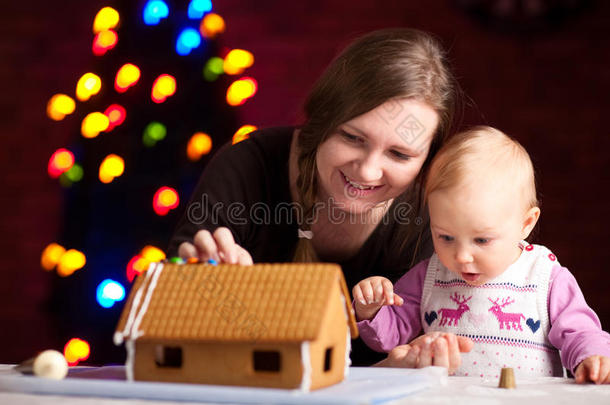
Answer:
[{"left": 425, "top": 126, "right": 538, "bottom": 210}]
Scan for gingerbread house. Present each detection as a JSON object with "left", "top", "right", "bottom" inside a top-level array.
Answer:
[{"left": 114, "top": 262, "right": 358, "bottom": 391}]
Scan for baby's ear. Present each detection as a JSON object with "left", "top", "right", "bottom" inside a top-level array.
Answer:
[{"left": 521, "top": 207, "right": 540, "bottom": 239}]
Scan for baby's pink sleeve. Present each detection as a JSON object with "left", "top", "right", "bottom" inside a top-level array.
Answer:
[
  {"left": 547, "top": 265, "right": 610, "bottom": 372},
  {"left": 355, "top": 259, "right": 428, "bottom": 352}
]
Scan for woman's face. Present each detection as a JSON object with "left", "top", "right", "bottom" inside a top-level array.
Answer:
[{"left": 315, "top": 98, "right": 439, "bottom": 215}]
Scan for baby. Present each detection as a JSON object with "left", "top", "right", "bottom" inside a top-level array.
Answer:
[{"left": 353, "top": 126, "right": 610, "bottom": 383}]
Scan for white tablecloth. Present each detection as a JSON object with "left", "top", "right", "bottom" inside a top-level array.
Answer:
[
  {"left": 410, "top": 374, "right": 610, "bottom": 404},
  {"left": 1, "top": 365, "right": 609, "bottom": 404}
]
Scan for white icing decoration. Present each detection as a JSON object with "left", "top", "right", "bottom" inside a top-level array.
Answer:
[
  {"left": 300, "top": 342, "right": 312, "bottom": 392},
  {"left": 131, "top": 262, "right": 164, "bottom": 339},
  {"left": 339, "top": 293, "right": 352, "bottom": 378},
  {"left": 114, "top": 262, "right": 159, "bottom": 345},
  {"left": 125, "top": 339, "right": 136, "bottom": 382},
  {"left": 120, "top": 263, "right": 164, "bottom": 382},
  {"left": 344, "top": 328, "right": 351, "bottom": 378}
]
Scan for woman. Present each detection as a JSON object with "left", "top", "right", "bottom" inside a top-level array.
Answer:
[{"left": 168, "top": 28, "right": 470, "bottom": 367}]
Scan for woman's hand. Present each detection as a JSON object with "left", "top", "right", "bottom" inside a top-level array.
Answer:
[
  {"left": 375, "top": 332, "right": 473, "bottom": 375},
  {"left": 352, "top": 277, "right": 404, "bottom": 321},
  {"left": 178, "top": 227, "right": 253, "bottom": 265},
  {"left": 575, "top": 355, "right": 610, "bottom": 384}
]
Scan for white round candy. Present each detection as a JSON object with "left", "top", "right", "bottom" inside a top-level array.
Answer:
[{"left": 33, "top": 350, "right": 68, "bottom": 380}]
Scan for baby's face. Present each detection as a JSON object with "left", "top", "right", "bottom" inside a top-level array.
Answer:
[{"left": 428, "top": 183, "right": 527, "bottom": 286}]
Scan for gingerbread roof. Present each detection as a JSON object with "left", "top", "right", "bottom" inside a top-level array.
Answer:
[{"left": 114, "top": 262, "right": 358, "bottom": 344}]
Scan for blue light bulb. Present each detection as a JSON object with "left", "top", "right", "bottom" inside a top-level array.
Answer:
[
  {"left": 96, "top": 279, "right": 126, "bottom": 308},
  {"left": 143, "top": 0, "right": 169, "bottom": 26},
  {"left": 176, "top": 28, "right": 202, "bottom": 56},
  {"left": 188, "top": 0, "right": 213, "bottom": 19}
]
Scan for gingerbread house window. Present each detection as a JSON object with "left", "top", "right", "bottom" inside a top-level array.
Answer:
[
  {"left": 155, "top": 345, "right": 183, "bottom": 368},
  {"left": 324, "top": 347, "right": 333, "bottom": 372},
  {"left": 253, "top": 350, "right": 281, "bottom": 372}
]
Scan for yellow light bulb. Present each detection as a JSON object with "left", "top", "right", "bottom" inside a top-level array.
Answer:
[
  {"left": 151, "top": 87, "right": 164, "bottom": 100},
  {"left": 187, "top": 132, "right": 212, "bottom": 161},
  {"left": 41, "top": 243, "right": 66, "bottom": 271},
  {"left": 223, "top": 49, "right": 254, "bottom": 75},
  {"left": 76, "top": 73, "right": 102, "bottom": 102},
  {"left": 55, "top": 151, "right": 75, "bottom": 171},
  {"left": 57, "top": 249, "right": 86, "bottom": 277},
  {"left": 81, "top": 112, "right": 109, "bottom": 138},
  {"left": 102, "top": 155, "right": 124, "bottom": 176},
  {"left": 226, "top": 78, "right": 257, "bottom": 106},
  {"left": 99, "top": 154, "right": 125, "bottom": 183},
  {"left": 151, "top": 74, "right": 177, "bottom": 103},
  {"left": 47, "top": 94, "right": 76, "bottom": 121},
  {"left": 133, "top": 257, "right": 150, "bottom": 272},
  {"left": 157, "top": 75, "right": 176, "bottom": 96},
  {"left": 200, "top": 13, "right": 225, "bottom": 39},
  {"left": 116, "top": 63, "right": 140, "bottom": 89},
  {"left": 141, "top": 246, "right": 166, "bottom": 262},
  {"left": 232, "top": 125, "right": 257, "bottom": 144},
  {"left": 98, "top": 30, "right": 118, "bottom": 47},
  {"left": 64, "top": 338, "right": 90, "bottom": 365},
  {"left": 99, "top": 173, "right": 113, "bottom": 184},
  {"left": 93, "top": 7, "right": 120, "bottom": 34},
  {"left": 159, "top": 189, "right": 178, "bottom": 206}
]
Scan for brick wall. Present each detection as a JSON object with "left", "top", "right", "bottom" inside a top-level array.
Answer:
[{"left": 1, "top": 0, "right": 608, "bottom": 363}]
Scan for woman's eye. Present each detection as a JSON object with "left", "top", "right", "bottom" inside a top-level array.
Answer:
[
  {"left": 390, "top": 150, "right": 411, "bottom": 161},
  {"left": 340, "top": 131, "right": 362, "bottom": 143}
]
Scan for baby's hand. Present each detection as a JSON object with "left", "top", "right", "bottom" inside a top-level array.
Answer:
[
  {"left": 352, "top": 276, "right": 404, "bottom": 321},
  {"left": 575, "top": 355, "right": 610, "bottom": 384}
]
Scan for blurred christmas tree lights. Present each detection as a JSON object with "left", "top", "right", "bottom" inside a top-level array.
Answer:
[{"left": 43, "top": 1, "right": 259, "bottom": 365}]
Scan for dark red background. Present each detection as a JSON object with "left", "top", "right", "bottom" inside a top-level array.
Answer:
[{"left": 1, "top": 1, "right": 609, "bottom": 363}]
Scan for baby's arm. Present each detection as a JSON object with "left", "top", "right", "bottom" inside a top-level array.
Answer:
[
  {"left": 354, "top": 259, "right": 429, "bottom": 352},
  {"left": 547, "top": 265, "right": 610, "bottom": 384},
  {"left": 352, "top": 276, "right": 404, "bottom": 321}
]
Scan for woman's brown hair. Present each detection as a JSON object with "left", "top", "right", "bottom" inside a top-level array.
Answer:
[{"left": 293, "top": 28, "right": 460, "bottom": 263}]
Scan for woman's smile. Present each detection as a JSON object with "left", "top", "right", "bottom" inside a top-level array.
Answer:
[{"left": 340, "top": 170, "right": 384, "bottom": 197}]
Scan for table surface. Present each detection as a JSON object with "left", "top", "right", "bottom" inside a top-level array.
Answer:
[{"left": 1, "top": 364, "right": 609, "bottom": 405}]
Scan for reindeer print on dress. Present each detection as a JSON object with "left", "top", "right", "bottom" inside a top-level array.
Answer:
[
  {"left": 418, "top": 248, "right": 565, "bottom": 377},
  {"left": 488, "top": 297, "right": 526, "bottom": 331},
  {"left": 438, "top": 293, "right": 472, "bottom": 326}
]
